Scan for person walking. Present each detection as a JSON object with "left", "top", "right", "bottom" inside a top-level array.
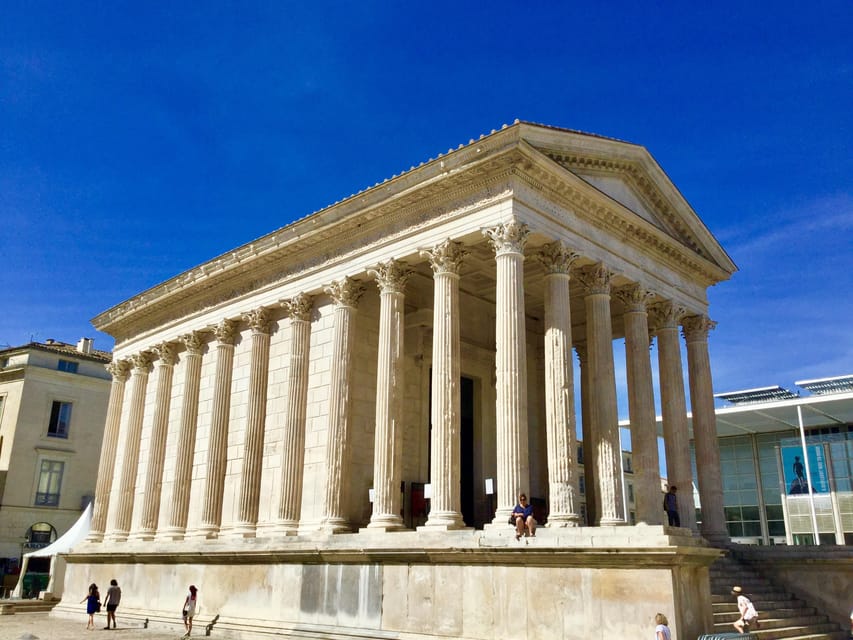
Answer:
[
  {"left": 732, "top": 586, "right": 759, "bottom": 633},
  {"left": 663, "top": 485, "right": 680, "bottom": 527},
  {"left": 182, "top": 585, "right": 198, "bottom": 637},
  {"left": 103, "top": 579, "right": 121, "bottom": 629},
  {"left": 80, "top": 583, "right": 100, "bottom": 630},
  {"left": 653, "top": 613, "right": 671, "bottom": 640}
]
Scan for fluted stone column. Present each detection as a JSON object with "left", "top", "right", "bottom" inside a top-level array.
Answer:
[
  {"left": 163, "top": 331, "right": 205, "bottom": 540},
  {"left": 614, "top": 284, "right": 662, "bottom": 525},
  {"left": 576, "top": 263, "right": 625, "bottom": 526},
  {"left": 233, "top": 307, "right": 272, "bottom": 537},
  {"left": 198, "top": 318, "right": 237, "bottom": 538},
  {"left": 683, "top": 314, "right": 728, "bottom": 542},
  {"left": 484, "top": 222, "right": 530, "bottom": 524},
  {"left": 575, "top": 342, "right": 595, "bottom": 526},
  {"left": 320, "top": 278, "right": 364, "bottom": 533},
  {"left": 420, "top": 239, "right": 467, "bottom": 530},
  {"left": 275, "top": 295, "right": 313, "bottom": 534},
  {"left": 366, "top": 260, "right": 411, "bottom": 531},
  {"left": 137, "top": 342, "right": 177, "bottom": 539},
  {"left": 537, "top": 241, "right": 580, "bottom": 526},
  {"left": 652, "top": 301, "right": 696, "bottom": 530},
  {"left": 89, "top": 360, "right": 131, "bottom": 542},
  {"left": 109, "top": 352, "right": 153, "bottom": 541}
]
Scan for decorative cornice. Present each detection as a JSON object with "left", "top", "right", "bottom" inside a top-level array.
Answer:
[
  {"left": 281, "top": 294, "right": 313, "bottom": 322},
  {"left": 421, "top": 239, "right": 468, "bottom": 275},
  {"left": 575, "top": 262, "right": 613, "bottom": 296},
  {"left": 681, "top": 314, "right": 717, "bottom": 342},
  {"left": 613, "top": 284, "right": 655, "bottom": 313},
  {"left": 325, "top": 277, "right": 365, "bottom": 308},
  {"left": 536, "top": 241, "right": 579, "bottom": 275},
  {"left": 482, "top": 220, "right": 529, "bottom": 256},
  {"left": 242, "top": 307, "right": 272, "bottom": 335},
  {"left": 368, "top": 260, "right": 412, "bottom": 294}
]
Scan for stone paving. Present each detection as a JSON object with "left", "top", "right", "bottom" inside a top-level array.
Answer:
[{"left": 0, "top": 611, "right": 185, "bottom": 640}]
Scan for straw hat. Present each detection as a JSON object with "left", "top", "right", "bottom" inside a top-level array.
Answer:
[{"left": 731, "top": 586, "right": 742, "bottom": 594}]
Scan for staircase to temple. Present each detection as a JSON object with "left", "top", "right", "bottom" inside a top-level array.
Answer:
[{"left": 710, "top": 551, "right": 848, "bottom": 640}]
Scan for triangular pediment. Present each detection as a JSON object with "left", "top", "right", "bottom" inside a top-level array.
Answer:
[{"left": 517, "top": 123, "right": 736, "bottom": 273}]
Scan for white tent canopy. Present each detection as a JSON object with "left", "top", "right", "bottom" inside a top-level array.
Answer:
[{"left": 11, "top": 502, "right": 92, "bottom": 599}]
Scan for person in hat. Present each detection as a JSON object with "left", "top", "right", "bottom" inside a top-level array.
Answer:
[{"left": 732, "top": 586, "right": 759, "bottom": 633}]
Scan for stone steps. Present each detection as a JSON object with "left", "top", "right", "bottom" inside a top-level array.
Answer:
[{"left": 709, "top": 551, "right": 846, "bottom": 640}]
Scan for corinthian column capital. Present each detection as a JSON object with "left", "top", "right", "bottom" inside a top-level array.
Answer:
[
  {"left": 153, "top": 342, "right": 178, "bottom": 366},
  {"left": 325, "top": 277, "right": 365, "bottom": 308},
  {"left": 482, "top": 220, "right": 530, "bottom": 256},
  {"left": 281, "top": 293, "right": 313, "bottom": 322},
  {"left": 243, "top": 307, "right": 272, "bottom": 335},
  {"left": 682, "top": 314, "right": 717, "bottom": 342},
  {"left": 106, "top": 359, "right": 131, "bottom": 381},
  {"left": 130, "top": 352, "right": 154, "bottom": 373},
  {"left": 614, "top": 284, "right": 655, "bottom": 313},
  {"left": 368, "top": 259, "right": 412, "bottom": 294},
  {"left": 179, "top": 331, "right": 206, "bottom": 355},
  {"left": 575, "top": 262, "right": 613, "bottom": 295},
  {"left": 213, "top": 318, "right": 238, "bottom": 345},
  {"left": 421, "top": 239, "right": 467, "bottom": 275},
  {"left": 650, "top": 301, "right": 687, "bottom": 331},
  {"left": 536, "top": 241, "right": 579, "bottom": 274}
]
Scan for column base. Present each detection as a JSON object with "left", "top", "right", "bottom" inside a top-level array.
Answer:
[
  {"left": 224, "top": 523, "right": 257, "bottom": 539},
  {"left": 186, "top": 525, "right": 220, "bottom": 540},
  {"left": 597, "top": 517, "right": 627, "bottom": 526},
  {"left": 263, "top": 520, "right": 300, "bottom": 537},
  {"left": 129, "top": 528, "right": 156, "bottom": 541},
  {"left": 419, "top": 511, "right": 466, "bottom": 530},
  {"left": 104, "top": 530, "right": 129, "bottom": 543},
  {"left": 545, "top": 516, "right": 581, "bottom": 528},
  {"left": 364, "top": 514, "right": 406, "bottom": 531},
  {"left": 154, "top": 527, "right": 186, "bottom": 541},
  {"left": 85, "top": 532, "right": 105, "bottom": 543},
  {"left": 318, "top": 518, "right": 351, "bottom": 534}
]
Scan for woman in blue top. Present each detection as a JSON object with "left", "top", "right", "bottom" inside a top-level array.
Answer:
[
  {"left": 80, "top": 582, "right": 100, "bottom": 629},
  {"left": 511, "top": 493, "right": 536, "bottom": 540}
]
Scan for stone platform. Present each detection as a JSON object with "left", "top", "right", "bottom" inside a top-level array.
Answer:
[{"left": 53, "top": 525, "right": 719, "bottom": 640}]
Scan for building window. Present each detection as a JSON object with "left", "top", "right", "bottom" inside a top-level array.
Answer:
[
  {"left": 57, "top": 360, "right": 79, "bottom": 373},
  {"left": 577, "top": 444, "right": 584, "bottom": 465},
  {"left": 579, "top": 476, "right": 586, "bottom": 495},
  {"left": 47, "top": 401, "right": 72, "bottom": 438},
  {"left": 35, "top": 460, "right": 64, "bottom": 506}
]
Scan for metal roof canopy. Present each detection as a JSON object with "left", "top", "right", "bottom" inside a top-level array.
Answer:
[
  {"left": 714, "top": 385, "right": 799, "bottom": 405},
  {"left": 795, "top": 374, "right": 853, "bottom": 396},
  {"left": 620, "top": 390, "right": 853, "bottom": 439}
]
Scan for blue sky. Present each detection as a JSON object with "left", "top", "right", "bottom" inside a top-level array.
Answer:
[{"left": 2, "top": 2, "right": 851, "bottom": 413}]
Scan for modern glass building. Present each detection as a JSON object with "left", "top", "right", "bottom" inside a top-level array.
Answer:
[{"left": 699, "top": 375, "right": 853, "bottom": 545}]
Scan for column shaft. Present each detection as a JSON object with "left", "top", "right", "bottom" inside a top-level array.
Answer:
[
  {"left": 615, "top": 285, "right": 661, "bottom": 525},
  {"left": 577, "top": 264, "right": 625, "bottom": 525},
  {"left": 89, "top": 360, "right": 130, "bottom": 541},
  {"left": 276, "top": 295, "right": 313, "bottom": 532},
  {"left": 575, "top": 343, "right": 596, "bottom": 526},
  {"left": 683, "top": 315, "right": 728, "bottom": 541},
  {"left": 421, "top": 240, "right": 466, "bottom": 529},
  {"left": 199, "top": 319, "right": 237, "bottom": 538},
  {"left": 367, "top": 261, "right": 410, "bottom": 530},
  {"left": 110, "top": 353, "right": 152, "bottom": 540},
  {"left": 165, "top": 332, "right": 204, "bottom": 538},
  {"left": 538, "top": 242, "right": 580, "bottom": 526},
  {"left": 320, "top": 278, "right": 363, "bottom": 532},
  {"left": 233, "top": 308, "right": 272, "bottom": 536},
  {"left": 137, "top": 343, "right": 177, "bottom": 538},
  {"left": 485, "top": 222, "right": 530, "bottom": 523},
  {"left": 653, "top": 302, "right": 696, "bottom": 530}
]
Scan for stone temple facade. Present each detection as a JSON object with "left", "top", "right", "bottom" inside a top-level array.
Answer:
[{"left": 58, "top": 122, "right": 736, "bottom": 639}]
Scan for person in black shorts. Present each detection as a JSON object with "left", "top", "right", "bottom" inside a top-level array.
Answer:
[{"left": 104, "top": 579, "right": 121, "bottom": 629}]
